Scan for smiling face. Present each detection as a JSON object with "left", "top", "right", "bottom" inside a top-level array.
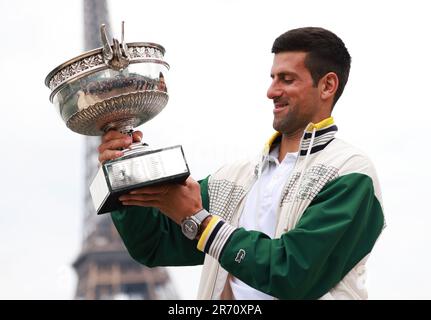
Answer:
[{"left": 267, "top": 51, "right": 329, "bottom": 135}]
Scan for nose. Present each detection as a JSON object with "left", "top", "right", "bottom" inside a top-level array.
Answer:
[{"left": 267, "top": 80, "right": 281, "bottom": 100}]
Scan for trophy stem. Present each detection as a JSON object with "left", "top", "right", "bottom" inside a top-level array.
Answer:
[
  {"left": 102, "top": 119, "right": 150, "bottom": 157},
  {"left": 102, "top": 119, "right": 137, "bottom": 135}
]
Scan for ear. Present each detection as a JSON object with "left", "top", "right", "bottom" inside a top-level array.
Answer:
[{"left": 319, "top": 72, "right": 339, "bottom": 102}]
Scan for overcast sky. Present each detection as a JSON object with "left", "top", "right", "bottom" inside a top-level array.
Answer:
[{"left": 0, "top": 0, "right": 430, "bottom": 299}]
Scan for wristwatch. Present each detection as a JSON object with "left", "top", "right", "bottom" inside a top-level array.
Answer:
[{"left": 181, "top": 209, "right": 211, "bottom": 240}]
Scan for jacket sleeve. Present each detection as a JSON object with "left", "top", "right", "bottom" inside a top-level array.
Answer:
[
  {"left": 110, "top": 176, "right": 210, "bottom": 267},
  {"left": 196, "top": 172, "right": 385, "bottom": 299}
]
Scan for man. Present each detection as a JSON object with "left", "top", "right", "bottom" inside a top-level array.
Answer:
[{"left": 98, "top": 27, "right": 384, "bottom": 299}]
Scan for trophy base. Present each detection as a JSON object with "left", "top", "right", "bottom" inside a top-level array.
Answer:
[{"left": 90, "top": 144, "right": 190, "bottom": 215}]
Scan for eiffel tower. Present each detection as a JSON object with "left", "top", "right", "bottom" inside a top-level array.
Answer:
[{"left": 72, "top": 0, "right": 178, "bottom": 300}]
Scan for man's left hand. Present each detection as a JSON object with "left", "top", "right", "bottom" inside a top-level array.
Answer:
[{"left": 119, "top": 177, "right": 203, "bottom": 225}]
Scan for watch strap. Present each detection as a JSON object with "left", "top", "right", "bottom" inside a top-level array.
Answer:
[{"left": 193, "top": 209, "right": 211, "bottom": 224}]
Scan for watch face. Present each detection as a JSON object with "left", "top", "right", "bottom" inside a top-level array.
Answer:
[{"left": 182, "top": 219, "right": 198, "bottom": 240}]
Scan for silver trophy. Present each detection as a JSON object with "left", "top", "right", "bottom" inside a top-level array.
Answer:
[{"left": 45, "top": 22, "right": 190, "bottom": 215}]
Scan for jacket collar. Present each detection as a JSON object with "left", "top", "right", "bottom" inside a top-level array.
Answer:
[{"left": 263, "top": 117, "right": 338, "bottom": 157}]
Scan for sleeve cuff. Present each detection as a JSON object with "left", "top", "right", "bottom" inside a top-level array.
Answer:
[{"left": 197, "top": 215, "right": 237, "bottom": 260}]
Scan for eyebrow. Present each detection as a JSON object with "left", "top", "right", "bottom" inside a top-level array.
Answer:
[{"left": 270, "top": 71, "right": 298, "bottom": 79}]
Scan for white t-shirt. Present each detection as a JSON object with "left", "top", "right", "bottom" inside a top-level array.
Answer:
[{"left": 230, "top": 145, "right": 298, "bottom": 300}]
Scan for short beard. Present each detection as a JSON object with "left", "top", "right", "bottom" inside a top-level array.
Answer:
[{"left": 273, "top": 114, "right": 308, "bottom": 136}]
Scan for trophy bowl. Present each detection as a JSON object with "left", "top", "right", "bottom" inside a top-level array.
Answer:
[{"left": 45, "top": 23, "right": 190, "bottom": 214}]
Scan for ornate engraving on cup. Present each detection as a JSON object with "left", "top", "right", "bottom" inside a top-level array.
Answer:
[
  {"left": 48, "top": 54, "right": 104, "bottom": 91},
  {"left": 47, "top": 45, "right": 166, "bottom": 92},
  {"left": 67, "top": 90, "right": 168, "bottom": 135}
]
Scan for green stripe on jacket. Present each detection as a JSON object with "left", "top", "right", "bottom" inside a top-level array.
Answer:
[
  {"left": 110, "top": 176, "right": 210, "bottom": 267},
  {"left": 219, "top": 172, "right": 384, "bottom": 299}
]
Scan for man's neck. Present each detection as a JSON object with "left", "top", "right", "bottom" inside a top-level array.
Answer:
[{"left": 278, "top": 130, "right": 303, "bottom": 162}]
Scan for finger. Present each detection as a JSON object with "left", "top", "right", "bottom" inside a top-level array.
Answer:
[
  {"left": 102, "top": 130, "right": 129, "bottom": 143},
  {"left": 132, "top": 131, "right": 143, "bottom": 143},
  {"left": 99, "top": 150, "right": 124, "bottom": 163},
  {"left": 184, "top": 176, "right": 198, "bottom": 185},
  {"left": 129, "top": 184, "right": 172, "bottom": 195},
  {"left": 98, "top": 136, "right": 132, "bottom": 154},
  {"left": 179, "top": 176, "right": 192, "bottom": 186}
]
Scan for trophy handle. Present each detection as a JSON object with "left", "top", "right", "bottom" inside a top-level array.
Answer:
[
  {"left": 100, "top": 21, "right": 130, "bottom": 71},
  {"left": 100, "top": 24, "right": 113, "bottom": 61},
  {"left": 120, "top": 21, "right": 130, "bottom": 60}
]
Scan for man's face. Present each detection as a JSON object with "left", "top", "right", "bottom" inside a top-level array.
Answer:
[{"left": 267, "top": 51, "right": 321, "bottom": 135}]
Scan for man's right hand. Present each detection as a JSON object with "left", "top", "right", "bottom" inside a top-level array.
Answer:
[{"left": 98, "top": 130, "right": 143, "bottom": 164}]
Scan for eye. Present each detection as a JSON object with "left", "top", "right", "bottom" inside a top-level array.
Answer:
[{"left": 283, "top": 78, "right": 294, "bottom": 84}]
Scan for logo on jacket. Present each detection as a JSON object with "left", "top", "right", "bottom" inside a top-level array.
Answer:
[{"left": 235, "top": 249, "right": 246, "bottom": 263}]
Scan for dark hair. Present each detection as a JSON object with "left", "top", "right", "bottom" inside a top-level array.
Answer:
[{"left": 272, "top": 27, "right": 351, "bottom": 106}]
